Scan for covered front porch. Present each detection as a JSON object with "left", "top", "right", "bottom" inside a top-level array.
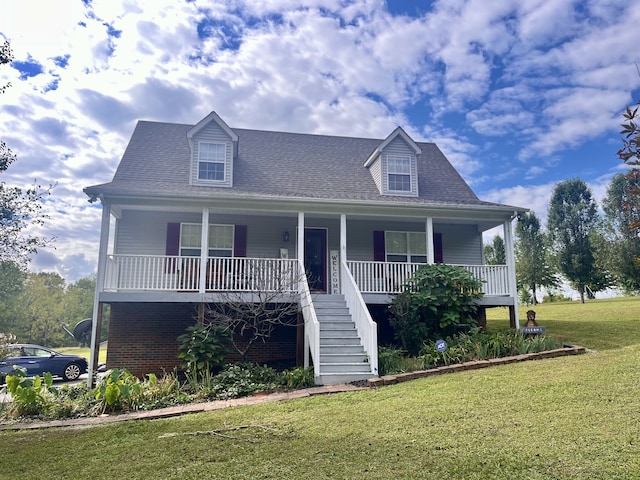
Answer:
[{"left": 90, "top": 205, "right": 520, "bottom": 385}]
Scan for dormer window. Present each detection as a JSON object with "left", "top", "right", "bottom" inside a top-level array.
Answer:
[
  {"left": 387, "top": 155, "right": 411, "bottom": 192},
  {"left": 198, "top": 142, "right": 227, "bottom": 182},
  {"left": 364, "top": 127, "right": 420, "bottom": 197}
]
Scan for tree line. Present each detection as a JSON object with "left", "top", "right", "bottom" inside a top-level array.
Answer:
[
  {"left": 0, "top": 266, "right": 99, "bottom": 347},
  {"left": 486, "top": 86, "right": 640, "bottom": 304}
]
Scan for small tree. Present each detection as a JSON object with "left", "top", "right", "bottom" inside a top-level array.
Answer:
[
  {"left": 203, "top": 261, "right": 304, "bottom": 361},
  {"left": 483, "top": 235, "right": 506, "bottom": 265},
  {"left": 617, "top": 73, "right": 640, "bottom": 230},
  {"left": 515, "top": 212, "right": 557, "bottom": 304},
  {"left": 389, "top": 264, "right": 484, "bottom": 356}
]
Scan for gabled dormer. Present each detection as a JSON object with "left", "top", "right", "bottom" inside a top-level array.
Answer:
[
  {"left": 364, "top": 127, "right": 421, "bottom": 197},
  {"left": 187, "top": 111, "right": 238, "bottom": 188}
]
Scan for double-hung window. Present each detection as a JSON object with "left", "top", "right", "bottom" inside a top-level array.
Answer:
[
  {"left": 385, "top": 231, "right": 427, "bottom": 263},
  {"left": 198, "top": 142, "right": 226, "bottom": 182},
  {"left": 180, "top": 224, "right": 234, "bottom": 257},
  {"left": 387, "top": 155, "right": 411, "bottom": 192}
]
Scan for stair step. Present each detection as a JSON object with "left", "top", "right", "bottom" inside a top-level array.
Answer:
[
  {"left": 315, "top": 373, "right": 375, "bottom": 385},
  {"left": 315, "top": 308, "right": 350, "bottom": 316},
  {"left": 321, "top": 353, "right": 369, "bottom": 364},
  {"left": 320, "top": 363, "right": 372, "bottom": 373},
  {"left": 320, "top": 345, "right": 365, "bottom": 354},
  {"left": 319, "top": 322, "right": 355, "bottom": 331},
  {"left": 320, "top": 331, "right": 359, "bottom": 340},
  {"left": 320, "top": 338, "right": 361, "bottom": 347}
]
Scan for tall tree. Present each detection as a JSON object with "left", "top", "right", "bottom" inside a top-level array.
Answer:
[
  {"left": 515, "top": 212, "right": 557, "bottom": 305},
  {"left": 0, "top": 40, "right": 52, "bottom": 267},
  {"left": 19, "top": 272, "right": 67, "bottom": 347},
  {"left": 483, "top": 235, "right": 506, "bottom": 265},
  {"left": 598, "top": 173, "right": 640, "bottom": 293},
  {"left": 547, "top": 178, "right": 602, "bottom": 303},
  {"left": 617, "top": 72, "right": 640, "bottom": 230},
  {"left": 0, "top": 260, "right": 27, "bottom": 337}
]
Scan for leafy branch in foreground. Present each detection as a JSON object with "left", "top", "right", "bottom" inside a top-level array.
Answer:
[{"left": 0, "top": 40, "right": 55, "bottom": 267}]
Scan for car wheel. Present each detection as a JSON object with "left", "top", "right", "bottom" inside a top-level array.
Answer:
[{"left": 63, "top": 362, "right": 82, "bottom": 381}]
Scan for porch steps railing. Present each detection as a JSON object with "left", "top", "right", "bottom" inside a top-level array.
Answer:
[{"left": 314, "top": 294, "right": 375, "bottom": 385}]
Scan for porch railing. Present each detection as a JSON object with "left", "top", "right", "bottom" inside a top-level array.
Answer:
[
  {"left": 299, "top": 260, "right": 320, "bottom": 379},
  {"left": 104, "top": 254, "right": 299, "bottom": 292},
  {"left": 341, "top": 260, "right": 378, "bottom": 376},
  {"left": 346, "top": 261, "right": 511, "bottom": 296}
]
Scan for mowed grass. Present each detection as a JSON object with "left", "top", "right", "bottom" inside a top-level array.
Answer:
[
  {"left": 2, "top": 297, "right": 640, "bottom": 479},
  {"left": 57, "top": 346, "right": 107, "bottom": 364}
]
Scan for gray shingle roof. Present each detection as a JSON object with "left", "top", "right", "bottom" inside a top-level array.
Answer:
[{"left": 86, "top": 119, "right": 513, "bottom": 209}]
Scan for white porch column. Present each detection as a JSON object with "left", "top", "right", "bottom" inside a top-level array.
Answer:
[
  {"left": 88, "top": 201, "right": 111, "bottom": 387},
  {"left": 503, "top": 218, "right": 520, "bottom": 328},
  {"left": 199, "top": 208, "right": 210, "bottom": 293},
  {"left": 340, "top": 214, "right": 347, "bottom": 261},
  {"left": 426, "top": 217, "right": 434, "bottom": 264},
  {"left": 297, "top": 212, "right": 305, "bottom": 264},
  {"left": 340, "top": 214, "right": 347, "bottom": 294}
]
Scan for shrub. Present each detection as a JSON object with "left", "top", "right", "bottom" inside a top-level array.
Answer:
[
  {"left": 378, "top": 346, "right": 430, "bottom": 376},
  {"left": 280, "top": 366, "right": 315, "bottom": 389},
  {"left": 177, "top": 324, "right": 230, "bottom": 386},
  {"left": 3, "top": 367, "right": 58, "bottom": 417},
  {"left": 389, "top": 264, "right": 484, "bottom": 355},
  {"left": 198, "top": 363, "right": 279, "bottom": 400},
  {"left": 420, "top": 329, "right": 561, "bottom": 367}
]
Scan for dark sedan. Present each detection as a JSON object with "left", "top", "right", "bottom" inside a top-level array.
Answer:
[{"left": 0, "top": 344, "right": 88, "bottom": 382}]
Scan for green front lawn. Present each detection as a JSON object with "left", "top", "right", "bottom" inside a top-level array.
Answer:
[{"left": 2, "top": 297, "right": 639, "bottom": 479}]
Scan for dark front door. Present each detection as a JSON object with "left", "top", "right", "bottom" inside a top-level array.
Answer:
[{"left": 304, "top": 228, "right": 327, "bottom": 292}]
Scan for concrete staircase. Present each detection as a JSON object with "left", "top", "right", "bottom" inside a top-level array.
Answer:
[{"left": 314, "top": 294, "right": 375, "bottom": 385}]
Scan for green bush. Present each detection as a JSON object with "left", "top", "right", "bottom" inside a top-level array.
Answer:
[
  {"left": 199, "top": 363, "right": 279, "bottom": 400},
  {"left": 420, "top": 329, "right": 561, "bottom": 367},
  {"left": 378, "top": 346, "right": 430, "bottom": 376},
  {"left": 4, "top": 367, "right": 58, "bottom": 417},
  {"left": 389, "top": 264, "right": 484, "bottom": 355},
  {"left": 177, "top": 324, "right": 231, "bottom": 386},
  {"left": 280, "top": 366, "right": 315, "bottom": 389}
]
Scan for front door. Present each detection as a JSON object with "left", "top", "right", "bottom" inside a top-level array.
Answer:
[{"left": 304, "top": 228, "right": 327, "bottom": 292}]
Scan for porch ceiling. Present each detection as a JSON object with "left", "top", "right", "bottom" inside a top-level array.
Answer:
[{"left": 106, "top": 196, "right": 518, "bottom": 232}]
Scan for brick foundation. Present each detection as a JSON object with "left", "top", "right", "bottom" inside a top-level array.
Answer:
[{"left": 107, "top": 302, "right": 298, "bottom": 377}]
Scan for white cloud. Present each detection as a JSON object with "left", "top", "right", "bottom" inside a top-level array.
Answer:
[{"left": 1, "top": 0, "right": 638, "bottom": 281}]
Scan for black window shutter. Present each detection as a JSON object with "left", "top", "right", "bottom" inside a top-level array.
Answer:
[
  {"left": 165, "top": 223, "right": 181, "bottom": 273},
  {"left": 166, "top": 223, "right": 180, "bottom": 256},
  {"left": 234, "top": 225, "right": 247, "bottom": 257},
  {"left": 373, "top": 230, "right": 385, "bottom": 261},
  {"left": 434, "top": 232, "right": 443, "bottom": 263}
]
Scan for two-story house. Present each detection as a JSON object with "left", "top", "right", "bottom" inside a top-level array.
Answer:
[{"left": 84, "top": 111, "right": 525, "bottom": 385}]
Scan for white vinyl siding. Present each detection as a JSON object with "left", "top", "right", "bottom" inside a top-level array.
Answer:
[{"left": 368, "top": 157, "right": 383, "bottom": 192}]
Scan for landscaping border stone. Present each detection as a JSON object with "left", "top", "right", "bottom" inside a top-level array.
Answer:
[{"left": 366, "top": 345, "right": 587, "bottom": 388}]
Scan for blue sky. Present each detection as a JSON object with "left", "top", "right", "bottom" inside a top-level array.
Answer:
[{"left": 1, "top": 0, "right": 639, "bottom": 282}]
